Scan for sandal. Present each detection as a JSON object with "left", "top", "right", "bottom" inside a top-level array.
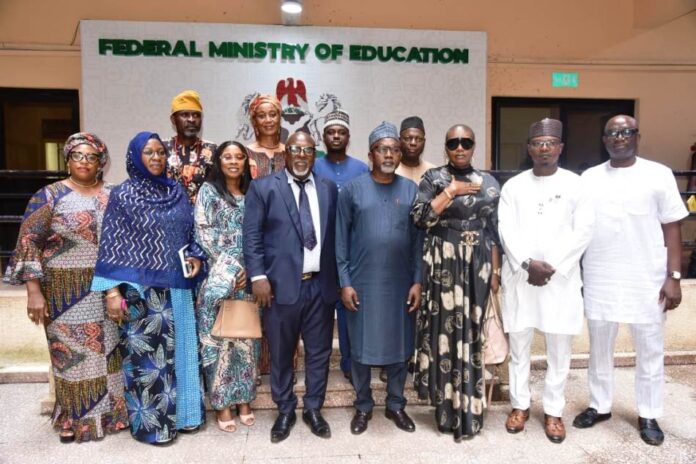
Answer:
[
  {"left": 58, "top": 421, "right": 75, "bottom": 444},
  {"left": 236, "top": 405, "right": 256, "bottom": 427},
  {"left": 217, "top": 418, "right": 237, "bottom": 433}
]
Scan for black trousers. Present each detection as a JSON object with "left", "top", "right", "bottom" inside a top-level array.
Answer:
[{"left": 263, "top": 277, "right": 334, "bottom": 414}]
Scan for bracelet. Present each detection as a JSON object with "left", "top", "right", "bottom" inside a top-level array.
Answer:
[
  {"left": 105, "top": 291, "right": 121, "bottom": 299},
  {"left": 493, "top": 268, "right": 501, "bottom": 276},
  {"left": 443, "top": 188, "right": 454, "bottom": 200}
]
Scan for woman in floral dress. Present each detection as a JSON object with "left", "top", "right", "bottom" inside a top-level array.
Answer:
[
  {"left": 4, "top": 132, "right": 128, "bottom": 443},
  {"left": 195, "top": 141, "right": 258, "bottom": 432},
  {"left": 411, "top": 124, "right": 501, "bottom": 441}
]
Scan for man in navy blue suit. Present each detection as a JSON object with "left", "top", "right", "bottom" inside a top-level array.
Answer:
[{"left": 243, "top": 130, "right": 338, "bottom": 443}]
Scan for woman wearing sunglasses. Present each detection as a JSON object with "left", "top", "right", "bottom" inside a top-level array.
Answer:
[{"left": 411, "top": 124, "right": 501, "bottom": 441}]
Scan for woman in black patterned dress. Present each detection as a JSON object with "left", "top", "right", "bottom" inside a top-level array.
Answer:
[{"left": 411, "top": 124, "right": 501, "bottom": 441}]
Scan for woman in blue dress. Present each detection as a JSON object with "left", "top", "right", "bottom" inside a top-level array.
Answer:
[{"left": 91, "top": 131, "right": 206, "bottom": 445}]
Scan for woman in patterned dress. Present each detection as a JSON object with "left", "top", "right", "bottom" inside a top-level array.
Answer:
[
  {"left": 411, "top": 124, "right": 501, "bottom": 441},
  {"left": 195, "top": 141, "right": 258, "bottom": 433},
  {"left": 91, "top": 131, "right": 206, "bottom": 445},
  {"left": 4, "top": 133, "right": 128, "bottom": 443}
]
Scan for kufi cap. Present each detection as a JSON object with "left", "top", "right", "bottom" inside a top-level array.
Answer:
[
  {"left": 171, "top": 90, "right": 203, "bottom": 115},
  {"left": 400, "top": 116, "right": 425, "bottom": 133},
  {"left": 529, "top": 118, "right": 562, "bottom": 140},
  {"left": 323, "top": 109, "right": 350, "bottom": 131},
  {"left": 368, "top": 121, "right": 399, "bottom": 147}
]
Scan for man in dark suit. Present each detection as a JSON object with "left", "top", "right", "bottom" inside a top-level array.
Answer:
[{"left": 243, "top": 131, "right": 338, "bottom": 443}]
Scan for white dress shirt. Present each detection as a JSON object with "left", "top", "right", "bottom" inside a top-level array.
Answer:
[{"left": 287, "top": 170, "right": 322, "bottom": 274}]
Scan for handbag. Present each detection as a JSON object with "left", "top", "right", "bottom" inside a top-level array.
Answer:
[
  {"left": 211, "top": 297, "right": 262, "bottom": 339},
  {"left": 483, "top": 290, "right": 509, "bottom": 365}
]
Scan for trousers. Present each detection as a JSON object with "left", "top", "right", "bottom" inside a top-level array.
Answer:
[
  {"left": 508, "top": 327, "right": 573, "bottom": 417},
  {"left": 587, "top": 319, "right": 664, "bottom": 419}
]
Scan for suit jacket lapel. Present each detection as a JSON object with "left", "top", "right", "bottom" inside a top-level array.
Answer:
[{"left": 277, "top": 171, "right": 303, "bottom": 242}]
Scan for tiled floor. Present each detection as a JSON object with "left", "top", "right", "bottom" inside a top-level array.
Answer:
[{"left": 1, "top": 365, "right": 695, "bottom": 464}]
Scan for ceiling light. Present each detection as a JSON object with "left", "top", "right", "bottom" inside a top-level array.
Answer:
[{"left": 281, "top": 0, "right": 303, "bottom": 14}]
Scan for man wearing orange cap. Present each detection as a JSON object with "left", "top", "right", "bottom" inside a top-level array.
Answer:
[{"left": 165, "top": 90, "right": 217, "bottom": 202}]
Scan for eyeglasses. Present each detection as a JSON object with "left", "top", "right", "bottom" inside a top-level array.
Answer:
[
  {"left": 142, "top": 149, "right": 167, "bottom": 158},
  {"left": 401, "top": 136, "right": 425, "bottom": 144},
  {"left": 373, "top": 145, "right": 402, "bottom": 156},
  {"left": 605, "top": 128, "right": 639, "bottom": 138},
  {"left": 69, "top": 151, "right": 101, "bottom": 164},
  {"left": 287, "top": 145, "right": 316, "bottom": 156},
  {"left": 445, "top": 138, "right": 475, "bottom": 151},
  {"left": 529, "top": 140, "right": 561, "bottom": 149}
]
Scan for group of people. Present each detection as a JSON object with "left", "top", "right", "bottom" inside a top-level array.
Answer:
[{"left": 5, "top": 88, "right": 687, "bottom": 449}]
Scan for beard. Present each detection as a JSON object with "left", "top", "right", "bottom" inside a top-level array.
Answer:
[{"left": 379, "top": 164, "right": 396, "bottom": 174}]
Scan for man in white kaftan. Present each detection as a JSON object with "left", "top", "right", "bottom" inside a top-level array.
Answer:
[
  {"left": 573, "top": 115, "right": 688, "bottom": 446},
  {"left": 498, "top": 118, "right": 594, "bottom": 444}
]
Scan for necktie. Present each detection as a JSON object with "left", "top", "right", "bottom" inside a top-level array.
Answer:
[{"left": 295, "top": 179, "right": 317, "bottom": 250}]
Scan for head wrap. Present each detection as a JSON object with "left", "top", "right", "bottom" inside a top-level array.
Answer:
[
  {"left": 94, "top": 131, "right": 200, "bottom": 289},
  {"left": 529, "top": 118, "right": 562, "bottom": 140},
  {"left": 400, "top": 116, "right": 425, "bottom": 134},
  {"left": 249, "top": 94, "right": 282, "bottom": 120},
  {"left": 171, "top": 90, "right": 203, "bottom": 115},
  {"left": 323, "top": 109, "right": 350, "bottom": 131},
  {"left": 63, "top": 132, "right": 109, "bottom": 170},
  {"left": 368, "top": 121, "right": 399, "bottom": 147}
]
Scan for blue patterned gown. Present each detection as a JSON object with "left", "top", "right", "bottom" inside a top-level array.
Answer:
[{"left": 194, "top": 183, "right": 259, "bottom": 410}]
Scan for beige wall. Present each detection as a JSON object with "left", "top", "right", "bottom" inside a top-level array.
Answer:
[{"left": 1, "top": 0, "right": 695, "bottom": 170}]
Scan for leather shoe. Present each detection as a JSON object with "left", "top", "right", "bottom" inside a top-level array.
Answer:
[
  {"left": 638, "top": 417, "right": 664, "bottom": 446},
  {"left": 350, "top": 410, "right": 372, "bottom": 435},
  {"left": 572, "top": 407, "right": 612, "bottom": 429},
  {"left": 343, "top": 371, "right": 353, "bottom": 384},
  {"left": 270, "top": 412, "right": 296, "bottom": 443},
  {"left": 385, "top": 408, "right": 415, "bottom": 432},
  {"left": 505, "top": 408, "right": 529, "bottom": 434},
  {"left": 302, "top": 409, "right": 331, "bottom": 438},
  {"left": 544, "top": 414, "right": 566, "bottom": 444},
  {"left": 379, "top": 368, "right": 388, "bottom": 383}
]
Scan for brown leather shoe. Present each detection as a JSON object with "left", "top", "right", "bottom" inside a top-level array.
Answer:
[
  {"left": 544, "top": 414, "right": 566, "bottom": 444},
  {"left": 505, "top": 408, "right": 529, "bottom": 434}
]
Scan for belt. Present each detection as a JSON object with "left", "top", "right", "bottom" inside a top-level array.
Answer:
[{"left": 301, "top": 272, "right": 318, "bottom": 281}]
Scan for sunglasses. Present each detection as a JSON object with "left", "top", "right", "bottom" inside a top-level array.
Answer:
[{"left": 445, "top": 138, "right": 475, "bottom": 151}]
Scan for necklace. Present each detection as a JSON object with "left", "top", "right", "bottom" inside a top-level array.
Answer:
[
  {"left": 68, "top": 176, "right": 99, "bottom": 188},
  {"left": 256, "top": 138, "right": 280, "bottom": 150}
]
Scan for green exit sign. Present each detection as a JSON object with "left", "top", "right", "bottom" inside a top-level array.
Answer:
[{"left": 552, "top": 72, "right": 579, "bottom": 88}]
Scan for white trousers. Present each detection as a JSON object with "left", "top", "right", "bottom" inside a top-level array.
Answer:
[
  {"left": 508, "top": 328, "right": 573, "bottom": 417},
  {"left": 587, "top": 319, "right": 664, "bottom": 419}
]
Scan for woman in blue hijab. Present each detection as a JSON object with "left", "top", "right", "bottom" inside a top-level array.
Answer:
[{"left": 92, "top": 131, "right": 205, "bottom": 445}]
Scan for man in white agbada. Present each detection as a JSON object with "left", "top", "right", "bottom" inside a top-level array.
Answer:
[
  {"left": 573, "top": 115, "right": 688, "bottom": 446},
  {"left": 498, "top": 118, "right": 594, "bottom": 444}
]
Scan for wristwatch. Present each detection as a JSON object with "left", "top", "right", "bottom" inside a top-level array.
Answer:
[
  {"left": 521, "top": 258, "right": 532, "bottom": 271},
  {"left": 669, "top": 271, "right": 682, "bottom": 280}
]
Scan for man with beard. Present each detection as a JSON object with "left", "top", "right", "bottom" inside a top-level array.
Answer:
[
  {"left": 244, "top": 131, "right": 338, "bottom": 443},
  {"left": 395, "top": 116, "right": 434, "bottom": 183},
  {"left": 336, "top": 121, "right": 423, "bottom": 435},
  {"left": 573, "top": 115, "right": 688, "bottom": 446},
  {"left": 498, "top": 118, "right": 594, "bottom": 443},
  {"left": 165, "top": 90, "right": 217, "bottom": 202},
  {"left": 312, "top": 109, "right": 368, "bottom": 383}
]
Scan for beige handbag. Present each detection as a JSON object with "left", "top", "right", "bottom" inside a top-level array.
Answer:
[
  {"left": 483, "top": 290, "right": 509, "bottom": 365},
  {"left": 211, "top": 297, "right": 262, "bottom": 339}
]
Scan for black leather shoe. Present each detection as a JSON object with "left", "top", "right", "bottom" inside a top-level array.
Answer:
[
  {"left": 350, "top": 410, "right": 372, "bottom": 435},
  {"left": 572, "top": 407, "right": 612, "bottom": 429},
  {"left": 638, "top": 417, "right": 664, "bottom": 446},
  {"left": 379, "top": 368, "right": 388, "bottom": 383},
  {"left": 385, "top": 408, "right": 415, "bottom": 432},
  {"left": 270, "top": 412, "right": 296, "bottom": 443},
  {"left": 343, "top": 371, "right": 353, "bottom": 384},
  {"left": 302, "top": 409, "right": 331, "bottom": 438}
]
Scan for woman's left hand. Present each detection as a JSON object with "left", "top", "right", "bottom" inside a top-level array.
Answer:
[
  {"left": 491, "top": 274, "right": 500, "bottom": 293},
  {"left": 186, "top": 257, "right": 202, "bottom": 278}
]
